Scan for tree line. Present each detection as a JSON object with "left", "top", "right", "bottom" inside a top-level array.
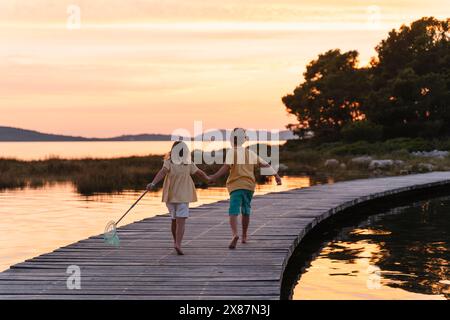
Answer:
[{"left": 282, "top": 17, "right": 450, "bottom": 142}]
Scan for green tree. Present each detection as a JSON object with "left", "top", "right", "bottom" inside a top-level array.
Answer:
[
  {"left": 366, "top": 17, "right": 450, "bottom": 138},
  {"left": 282, "top": 50, "right": 370, "bottom": 141},
  {"left": 283, "top": 17, "right": 450, "bottom": 141}
]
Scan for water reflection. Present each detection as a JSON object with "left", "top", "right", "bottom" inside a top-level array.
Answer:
[
  {"left": 0, "top": 140, "right": 285, "bottom": 160},
  {"left": 292, "top": 196, "right": 450, "bottom": 300},
  {"left": 0, "top": 176, "right": 311, "bottom": 272}
]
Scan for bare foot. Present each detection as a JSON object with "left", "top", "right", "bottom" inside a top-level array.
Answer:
[
  {"left": 174, "top": 246, "right": 184, "bottom": 255},
  {"left": 241, "top": 236, "right": 247, "bottom": 244},
  {"left": 228, "top": 236, "right": 239, "bottom": 249}
]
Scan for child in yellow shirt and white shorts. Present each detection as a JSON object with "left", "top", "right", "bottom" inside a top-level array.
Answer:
[{"left": 147, "top": 141, "right": 210, "bottom": 255}]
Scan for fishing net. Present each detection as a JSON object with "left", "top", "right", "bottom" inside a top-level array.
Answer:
[
  {"left": 104, "top": 220, "right": 120, "bottom": 247},
  {"left": 103, "top": 190, "right": 148, "bottom": 247}
]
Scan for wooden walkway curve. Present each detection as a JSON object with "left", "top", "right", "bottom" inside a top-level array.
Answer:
[{"left": 1, "top": 172, "right": 450, "bottom": 299}]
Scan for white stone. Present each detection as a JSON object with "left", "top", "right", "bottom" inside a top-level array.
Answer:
[
  {"left": 324, "top": 159, "right": 340, "bottom": 168},
  {"left": 412, "top": 150, "right": 449, "bottom": 159},
  {"left": 417, "top": 163, "right": 435, "bottom": 172},
  {"left": 350, "top": 156, "right": 373, "bottom": 167},
  {"left": 369, "top": 159, "right": 394, "bottom": 170}
]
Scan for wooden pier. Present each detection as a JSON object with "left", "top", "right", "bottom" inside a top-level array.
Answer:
[{"left": 1, "top": 172, "right": 450, "bottom": 299}]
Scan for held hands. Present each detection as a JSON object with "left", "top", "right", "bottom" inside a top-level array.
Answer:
[
  {"left": 146, "top": 182, "right": 156, "bottom": 191},
  {"left": 206, "top": 174, "right": 215, "bottom": 184}
]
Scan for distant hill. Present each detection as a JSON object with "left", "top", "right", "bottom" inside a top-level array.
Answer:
[
  {"left": 0, "top": 127, "right": 172, "bottom": 141},
  {"left": 100, "top": 134, "right": 174, "bottom": 141},
  {"left": 0, "top": 126, "right": 297, "bottom": 142},
  {"left": 0, "top": 127, "right": 90, "bottom": 141},
  {"left": 194, "top": 129, "right": 297, "bottom": 141}
]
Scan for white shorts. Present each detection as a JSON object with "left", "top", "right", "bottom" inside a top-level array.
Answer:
[{"left": 166, "top": 202, "right": 189, "bottom": 219}]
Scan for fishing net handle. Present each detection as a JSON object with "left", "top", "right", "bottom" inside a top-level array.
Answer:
[{"left": 115, "top": 190, "right": 148, "bottom": 226}]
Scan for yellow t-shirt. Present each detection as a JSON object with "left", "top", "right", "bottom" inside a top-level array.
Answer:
[
  {"left": 225, "top": 148, "right": 266, "bottom": 193},
  {"left": 161, "top": 160, "right": 199, "bottom": 203}
]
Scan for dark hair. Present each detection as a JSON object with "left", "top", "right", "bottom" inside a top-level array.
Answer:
[
  {"left": 231, "top": 128, "right": 246, "bottom": 147},
  {"left": 167, "top": 141, "right": 189, "bottom": 164}
]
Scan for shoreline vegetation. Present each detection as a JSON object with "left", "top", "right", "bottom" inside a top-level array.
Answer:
[
  {"left": 0, "top": 153, "right": 236, "bottom": 195},
  {"left": 2, "top": 137, "right": 450, "bottom": 195},
  {"left": 281, "top": 137, "right": 450, "bottom": 180},
  {"left": 0, "top": 155, "right": 166, "bottom": 195}
]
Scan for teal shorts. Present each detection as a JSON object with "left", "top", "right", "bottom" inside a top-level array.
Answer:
[{"left": 229, "top": 189, "right": 254, "bottom": 216}]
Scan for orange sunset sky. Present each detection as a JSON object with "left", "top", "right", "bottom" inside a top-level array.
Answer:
[{"left": 1, "top": 0, "right": 448, "bottom": 137}]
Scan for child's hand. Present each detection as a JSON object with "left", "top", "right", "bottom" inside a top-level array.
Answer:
[
  {"left": 146, "top": 183, "right": 156, "bottom": 191},
  {"left": 275, "top": 175, "right": 282, "bottom": 185}
]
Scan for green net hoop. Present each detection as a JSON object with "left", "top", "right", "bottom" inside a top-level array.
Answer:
[{"left": 104, "top": 220, "right": 120, "bottom": 247}]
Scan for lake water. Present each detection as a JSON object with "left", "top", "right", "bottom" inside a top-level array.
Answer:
[
  {"left": 288, "top": 195, "right": 450, "bottom": 300},
  {"left": 0, "top": 141, "right": 285, "bottom": 160},
  {"left": 0, "top": 176, "right": 311, "bottom": 272}
]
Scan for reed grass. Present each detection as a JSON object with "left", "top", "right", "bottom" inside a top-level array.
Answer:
[
  {"left": 0, "top": 156, "right": 164, "bottom": 195},
  {"left": 2, "top": 138, "right": 450, "bottom": 195}
]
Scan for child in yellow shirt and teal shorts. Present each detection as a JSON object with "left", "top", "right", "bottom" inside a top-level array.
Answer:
[{"left": 210, "top": 128, "right": 282, "bottom": 249}]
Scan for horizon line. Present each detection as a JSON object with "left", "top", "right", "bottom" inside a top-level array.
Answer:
[{"left": 0, "top": 125, "right": 292, "bottom": 140}]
